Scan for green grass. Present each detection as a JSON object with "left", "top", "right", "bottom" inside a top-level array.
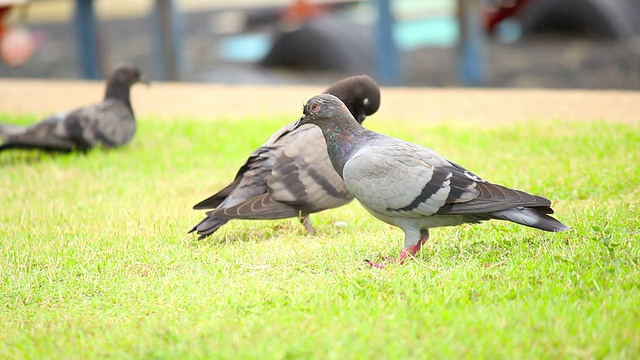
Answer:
[{"left": 1, "top": 113, "right": 639, "bottom": 359}]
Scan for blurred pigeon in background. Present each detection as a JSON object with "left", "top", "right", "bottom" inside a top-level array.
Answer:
[
  {"left": 294, "top": 94, "right": 569, "bottom": 268},
  {"left": 190, "top": 74, "right": 380, "bottom": 239},
  {"left": 0, "top": 65, "right": 147, "bottom": 152}
]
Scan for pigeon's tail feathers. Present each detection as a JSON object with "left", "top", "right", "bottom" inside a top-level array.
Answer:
[
  {"left": 0, "top": 139, "right": 74, "bottom": 153},
  {"left": 188, "top": 216, "right": 230, "bottom": 239},
  {"left": 491, "top": 207, "right": 569, "bottom": 232},
  {"left": 209, "top": 194, "right": 299, "bottom": 220},
  {"left": 192, "top": 179, "right": 240, "bottom": 210},
  {"left": 192, "top": 193, "right": 225, "bottom": 210},
  {"left": 0, "top": 142, "right": 57, "bottom": 152},
  {"left": 0, "top": 124, "right": 26, "bottom": 138}
]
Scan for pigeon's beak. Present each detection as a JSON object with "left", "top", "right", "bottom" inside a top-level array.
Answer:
[{"left": 293, "top": 114, "right": 306, "bottom": 129}]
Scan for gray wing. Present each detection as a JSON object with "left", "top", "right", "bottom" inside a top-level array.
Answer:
[
  {"left": 63, "top": 99, "right": 135, "bottom": 149},
  {"left": 209, "top": 124, "right": 353, "bottom": 220},
  {"left": 0, "top": 123, "right": 28, "bottom": 138},
  {"left": 1, "top": 100, "right": 134, "bottom": 152},
  {"left": 267, "top": 124, "right": 354, "bottom": 212},
  {"left": 343, "top": 140, "right": 550, "bottom": 218},
  {"left": 435, "top": 161, "right": 551, "bottom": 215},
  {"left": 193, "top": 122, "right": 296, "bottom": 210},
  {"left": 0, "top": 113, "right": 75, "bottom": 151}
]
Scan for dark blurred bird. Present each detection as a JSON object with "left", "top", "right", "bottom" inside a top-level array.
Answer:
[
  {"left": 0, "top": 66, "right": 147, "bottom": 153},
  {"left": 294, "top": 94, "right": 569, "bottom": 267},
  {"left": 190, "top": 75, "right": 381, "bottom": 239}
]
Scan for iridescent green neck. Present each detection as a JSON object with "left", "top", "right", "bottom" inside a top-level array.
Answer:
[{"left": 317, "top": 118, "right": 366, "bottom": 178}]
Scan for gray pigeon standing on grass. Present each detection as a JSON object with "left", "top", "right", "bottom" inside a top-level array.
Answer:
[
  {"left": 190, "top": 75, "right": 381, "bottom": 239},
  {"left": 293, "top": 94, "right": 569, "bottom": 268},
  {"left": 0, "top": 66, "right": 147, "bottom": 153}
]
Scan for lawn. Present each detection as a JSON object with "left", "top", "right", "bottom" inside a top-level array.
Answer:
[{"left": 1, "top": 113, "right": 639, "bottom": 359}]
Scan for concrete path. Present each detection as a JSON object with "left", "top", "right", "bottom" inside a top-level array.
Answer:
[{"left": 1, "top": 79, "right": 638, "bottom": 124}]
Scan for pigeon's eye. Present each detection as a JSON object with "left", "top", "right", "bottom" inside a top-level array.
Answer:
[{"left": 311, "top": 103, "right": 321, "bottom": 112}]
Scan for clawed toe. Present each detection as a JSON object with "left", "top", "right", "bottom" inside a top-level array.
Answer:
[{"left": 364, "top": 256, "right": 394, "bottom": 269}]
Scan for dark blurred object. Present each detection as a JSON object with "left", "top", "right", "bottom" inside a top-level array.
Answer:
[
  {"left": 485, "top": 0, "right": 637, "bottom": 39},
  {"left": 260, "top": 15, "right": 373, "bottom": 73}
]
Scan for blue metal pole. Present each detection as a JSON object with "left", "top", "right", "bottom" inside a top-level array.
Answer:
[
  {"left": 375, "top": 0, "right": 401, "bottom": 86},
  {"left": 150, "top": 0, "right": 184, "bottom": 81},
  {"left": 73, "top": 0, "right": 100, "bottom": 79},
  {"left": 458, "top": 0, "right": 486, "bottom": 86}
]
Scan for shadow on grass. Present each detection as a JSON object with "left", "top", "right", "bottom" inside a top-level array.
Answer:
[
  {"left": 186, "top": 221, "right": 311, "bottom": 248},
  {"left": 0, "top": 147, "right": 121, "bottom": 167},
  {"left": 0, "top": 150, "right": 58, "bottom": 167}
]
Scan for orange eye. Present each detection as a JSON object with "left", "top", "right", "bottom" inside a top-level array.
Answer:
[{"left": 311, "top": 103, "right": 320, "bottom": 112}]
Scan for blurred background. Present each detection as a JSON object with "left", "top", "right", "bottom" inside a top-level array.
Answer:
[{"left": 0, "top": 0, "right": 639, "bottom": 88}]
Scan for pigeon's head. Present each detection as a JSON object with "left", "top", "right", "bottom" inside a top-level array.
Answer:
[
  {"left": 323, "top": 75, "right": 380, "bottom": 124},
  {"left": 294, "top": 94, "right": 355, "bottom": 130},
  {"left": 105, "top": 66, "right": 149, "bottom": 101},
  {"left": 110, "top": 66, "right": 150, "bottom": 88}
]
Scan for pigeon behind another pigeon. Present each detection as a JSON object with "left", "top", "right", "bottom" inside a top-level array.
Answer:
[
  {"left": 190, "top": 75, "right": 381, "bottom": 239},
  {"left": 294, "top": 94, "right": 569, "bottom": 267},
  {"left": 0, "top": 66, "right": 147, "bottom": 153}
]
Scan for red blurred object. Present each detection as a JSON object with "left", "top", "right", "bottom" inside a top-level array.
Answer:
[
  {"left": 0, "top": 6, "right": 12, "bottom": 39},
  {"left": 280, "top": 0, "right": 328, "bottom": 23},
  {"left": 0, "top": 3, "right": 36, "bottom": 67},
  {"left": 1, "top": 25, "right": 35, "bottom": 66},
  {"left": 485, "top": 0, "right": 532, "bottom": 34}
]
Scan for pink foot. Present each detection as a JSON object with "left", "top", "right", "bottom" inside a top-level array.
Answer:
[
  {"left": 365, "top": 257, "right": 392, "bottom": 269},
  {"left": 365, "top": 233, "right": 429, "bottom": 268}
]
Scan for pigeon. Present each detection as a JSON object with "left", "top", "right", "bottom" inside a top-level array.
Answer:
[
  {"left": 293, "top": 94, "right": 569, "bottom": 267},
  {"left": 0, "top": 66, "right": 147, "bottom": 153},
  {"left": 190, "top": 75, "right": 381, "bottom": 239}
]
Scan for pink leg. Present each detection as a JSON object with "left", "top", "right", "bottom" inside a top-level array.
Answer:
[
  {"left": 396, "top": 236, "right": 428, "bottom": 263},
  {"left": 300, "top": 215, "right": 316, "bottom": 235},
  {"left": 367, "top": 232, "right": 429, "bottom": 269}
]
